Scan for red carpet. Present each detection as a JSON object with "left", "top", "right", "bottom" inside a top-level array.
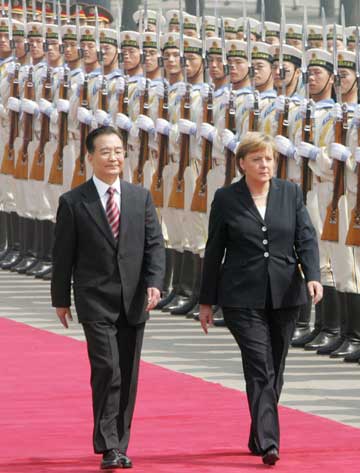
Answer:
[{"left": 0, "top": 317, "right": 359, "bottom": 472}]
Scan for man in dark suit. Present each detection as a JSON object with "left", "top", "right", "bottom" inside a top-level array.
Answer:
[{"left": 51, "top": 126, "right": 165, "bottom": 470}]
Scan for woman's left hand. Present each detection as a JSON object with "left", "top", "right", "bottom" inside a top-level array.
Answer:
[
  {"left": 199, "top": 304, "right": 214, "bottom": 334},
  {"left": 307, "top": 281, "right": 323, "bottom": 305}
]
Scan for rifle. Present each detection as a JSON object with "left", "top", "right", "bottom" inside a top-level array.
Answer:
[
  {"left": 14, "top": 66, "right": 35, "bottom": 180},
  {"left": 117, "top": 76, "right": 129, "bottom": 157},
  {"left": 190, "top": 87, "right": 213, "bottom": 212},
  {"left": 133, "top": 78, "right": 150, "bottom": 185},
  {"left": 48, "top": 67, "right": 70, "bottom": 185},
  {"left": 321, "top": 24, "right": 346, "bottom": 242},
  {"left": 150, "top": 80, "right": 169, "bottom": 207},
  {"left": 30, "top": 67, "right": 52, "bottom": 181},
  {"left": 71, "top": 74, "right": 89, "bottom": 189},
  {"left": 246, "top": 20, "right": 260, "bottom": 132},
  {"left": 224, "top": 86, "right": 236, "bottom": 187},
  {"left": 0, "top": 63, "right": 20, "bottom": 175},
  {"left": 345, "top": 126, "right": 360, "bottom": 246}
]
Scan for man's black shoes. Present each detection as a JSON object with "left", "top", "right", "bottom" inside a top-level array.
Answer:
[
  {"left": 101, "top": 449, "right": 132, "bottom": 469},
  {"left": 262, "top": 447, "right": 280, "bottom": 466}
]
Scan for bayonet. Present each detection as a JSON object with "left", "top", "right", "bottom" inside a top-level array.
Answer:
[
  {"left": 143, "top": 0, "right": 148, "bottom": 32},
  {"left": 57, "top": 1, "right": 63, "bottom": 52},
  {"left": 242, "top": 0, "right": 247, "bottom": 37},
  {"left": 76, "top": 4, "right": 82, "bottom": 59},
  {"left": 302, "top": 5, "right": 308, "bottom": 52},
  {"left": 53, "top": 0, "right": 56, "bottom": 23},
  {"left": 356, "top": 27, "right": 360, "bottom": 103},
  {"left": 220, "top": 17, "right": 228, "bottom": 76},
  {"left": 32, "top": 0, "right": 36, "bottom": 21},
  {"left": 201, "top": 11, "right": 206, "bottom": 81},
  {"left": 214, "top": 0, "right": 219, "bottom": 36},
  {"left": 321, "top": 7, "right": 327, "bottom": 52},
  {"left": 8, "top": 0, "right": 14, "bottom": 51},
  {"left": 1, "top": 0, "right": 5, "bottom": 18},
  {"left": 341, "top": 3, "right": 346, "bottom": 47},
  {"left": 95, "top": 6, "right": 103, "bottom": 65},
  {"left": 196, "top": 0, "right": 200, "bottom": 38},
  {"left": 22, "top": 0, "right": 29, "bottom": 53},
  {"left": 42, "top": 0, "right": 47, "bottom": 52},
  {"left": 260, "top": 0, "right": 265, "bottom": 43},
  {"left": 156, "top": 8, "right": 163, "bottom": 74},
  {"left": 66, "top": 0, "right": 70, "bottom": 24},
  {"left": 139, "top": 6, "right": 144, "bottom": 66},
  {"left": 179, "top": 0, "right": 186, "bottom": 82},
  {"left": 333, "top": 24, "right": 341, "bottom": 104},
  {"left": 279, "top": 4, "right": 286, "bottom": 96}
]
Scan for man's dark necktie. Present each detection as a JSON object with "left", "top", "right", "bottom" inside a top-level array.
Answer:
[{"left": 106, "top": 187, "right": 120, "bottom": 240}]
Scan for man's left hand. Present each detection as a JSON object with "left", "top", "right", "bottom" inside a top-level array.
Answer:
[
  {"left": 307, "top": 281, "right": 323, "bottom": 305},
  {"left": 146, "top": 287, "right": 161, "bottom": 311}
]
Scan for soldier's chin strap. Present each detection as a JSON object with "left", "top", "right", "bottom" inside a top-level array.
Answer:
[
  {"left": 284, "top": 68, "right": 298, "bottom": 96},
  {"left": 188, "top": 60, "right": 204, "bottom": 84},
  {"left": 256, "top": 70, "right": 273, "bottom": 91},
  {"left": 231, "top": 70, "right": 249, "bottom": 87},
  {"left": 310, "top": 72, "right": 333, "bottom": 99},
  {"left": 342, "top": 77, "right": 357, "bottom": 97}
]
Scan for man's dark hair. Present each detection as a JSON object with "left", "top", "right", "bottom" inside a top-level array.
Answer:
[{"left": 86, "top": 126, "right": 123, "bottom": 154}]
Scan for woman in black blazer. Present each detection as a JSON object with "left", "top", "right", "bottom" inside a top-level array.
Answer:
[{"left": 199, "top": 132, "right": 322, "bottom": 466}]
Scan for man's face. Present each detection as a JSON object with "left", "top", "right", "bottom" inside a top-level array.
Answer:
[
  {"left": 144, "top": 48, "right": 159, "bottom": 73},
  {"left": 228, "top": 56, "right": 248, "bottom": 84},
  {"left": 266, "top": 36, "right": 280, "bottom": 46},
  {"left": 339, "top": 67, "right": 356, "bottom": 95},
  {"left": 287, "top": 38, "right": 302, "bottom": 50},
  {"left": 63, "top": 39, "right": 78, "bottom": 63},
  {"left": 272, "top": 61, "right": 298, "bottom": 89},
  {"left": 81, "top": 40, "right": 98, "bottom": 65},
  {"left": 253, "top": 59, "right": 272, "bottom": 88},
  {"left": 101, "top": 43, "right": 117, "bottom": 67},
  {"left": 88, "top": 133, "right": 124, "bottom": 182},
  {"left": 185, "top": 52, "right": 202, "bottom": 79},
  {"left": 0, "top": 32, "right": 11, "bottom": 55},
  {"left": 208, "top": 54, "right": 225, "bottom": 81},
  {"left": 163, "top": 47, "right": 181, "bottom": 76},
  {"left": 46, "top": 39, "right": 61, "bottom": 64},
  {"left": 14, "top": 37, "right": 26, "bottom": 59},
  {"left": 122, "top": 46, "right": 141, "bottom": 72},
  {"left": 29, "top": 37, "right": 45, "bottom": 61},
  {"left": 308, "top": 66, "right": 333, "bottom": 95}
]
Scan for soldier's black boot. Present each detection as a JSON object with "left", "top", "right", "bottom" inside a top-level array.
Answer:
[
  {"left": 292, "top": 297, "right": 320, "bottom": 348},
  {"left": 304, "top": 286, "right": 341, "bottom": 351},
  {"left": 291, "top": 295, "right": 313, "bottom": 346},
  {"left": 1, "top": 213, "right": 22, "bottom": 269},
  {"left": 26, "top": 220, "right": 45, "bottom": 275},
  {"left": 12, "top": 218, "right": 38, "bottom": 273},
  {"left": 317, "top": 291, "right": 347, "bottom": 355},
  {"left": 333, "top": 293, "right": 360, "bottom": 359},
  {"left": 0, "top": 210, "right": 8, "bottom": 259},
  {"left": 163, "top": 250, "right": 193, "bottom": 312},
  {"left": 160, "top": 250, "right": 186, "bottom": 310},
  {"left": 171, "top": 253, "right": 202, "bottom": 315},
  {"left": 155, "top": 248, "right": 174, "bottom": 309},
  {"left": 35, "top": 220, "right": 54, "bottom": 279}
]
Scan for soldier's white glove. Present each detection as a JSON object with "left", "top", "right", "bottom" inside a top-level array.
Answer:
[
  {"left": 332, "top": 103, "right": 342, "bottom": 121},
  {"left": 38, "top": 98, "right": 53, "bottom": 117},
  {"left": 50, "top": 109, "right": 59, "bottom": 125},
  {"left": 155, "top": 118, "right": 171, "bottom": 136},
  {"left": 178, "top": 118, "right": 197, "bottom": 136},
  {"left": 274, "top": 135, "right": 296, "bottom": 159},
  {"left": 0, "top": 104, "right": 7, "bottom": 118},
  {"left": 6, "top": 62, "right": 16, "bottom": 76},
  {"left": 297, "top": 141, "right": 320, "bottom": 161},
  {"left": 244, "top": 94, "right": 255, "bottom": 110},
  {"left": 94, "top": 109, "right": 112, "bottom": 126},
  {"left": 136, "top": 114, "right": 155, "bottom": 134},
  {"left": 155, "top": 82, "right": 164, "bottom": 98},
  {"left": 329, "top": 142, "right": 351, "bottom": 162},
  {"left": 137, "top": 77, "right": 147, "bottom": 93},
  {"left": 355, "top": 147, "right": 360, "bottom": 164},
  {"left": 77, "top": 106, "right": 94, "bottom": 126},
  {"left": 177, "top": 81, "right": 187, "bottom": 97},
  {"left": 221, "top": 129, "right": 238, "bottom": 153},
  {"left": 21, "top": 98, "right": 39, "bottom": 116},
  {"left": 200, "top": 123, "right": 215, "bottom": 142},
  {"left": 299, "top": 98, "right": 315, "bottom": 119},
  {"left": 115, "top": 76, "right": 126, "bottom": 94},
  {"left": 57, "top": 98, "right": 70, "bottom": 113},
  {"left": 7, "top": 97, "right": 21, "bottom": 113},
  {"left": 115, "top": 112, "right": 132, "bottom": 131},
  {"left": 274, "top": 95, "right": 286, "bottom": 112},
  {"left": 200, "top": 83, "right": 210, "bottom": 100}
]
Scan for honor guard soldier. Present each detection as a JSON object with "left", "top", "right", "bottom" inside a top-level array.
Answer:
[
  {"left": 307, "top": 25, "right": 324, "bottom": 49},
  {"left": 263, "top": 22, "right": 280, "bottom": 46},
  {"left": 285, "top": 24, "right": 303, "bottom": 51},
  {"left": 345, "top": 27, "right": 357, "bottom": 51},
  {"left": 165, "top": 10, "right": 180, "bottom": 33},
  {"left": 133, "top": 9, "right": 165, "bottom": 33},
  {"left": 326, "top": 24, "right": 346, "bottom": 52},
  {"left": 203, "top": 16, "right": 217, "bottom": 38},
  {"left": 236, "top": 17, "right": 258, "bottom": 41}
]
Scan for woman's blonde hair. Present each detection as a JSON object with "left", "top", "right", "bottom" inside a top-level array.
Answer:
[{"left": 235, "top": 132, "right": 275, "bottom": 165}]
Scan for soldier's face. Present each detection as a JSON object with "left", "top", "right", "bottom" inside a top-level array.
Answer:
[
  {"left": 81, "top": 41, "right": 98, "bottom": 65},
  {"left": 184, "top": 29, "right": 197, "bottom": 38},
  {"left": 347, "top": 41, "right": 356, "bottom": 51},
  {"left": 308, "top": 66, "right": 333, "bottom": 95},
  {"left": 144, "top": 48, "right": 158, "bottom": 73},
  {"left": 46, "top": 40, "right": 61, "bottom": 63},
  {"left": 14, "top": 38, "right": 26, "bottom": 59},
  {"left": 208, "top": 54, "right": 225, "bottom": 80},
  {"left": 266, "top": 36, "right": 280, "bottom": 45},
  {"left": 88, "top": 133, "right": 124, "bottom": 182},
  {"left": 205, "top": 31, "right": 216, "bottom": 38},
  {"left": 339, "top": 67, "right": 356, "bottom": 95},
  {"left": 163, "top": 48, "right": 181, "bottom": 76},
  {"left": 29, "top": 37, "right": 44, "bottom": 60},
  {"left": 308, "top": 39, "right": 323, "bottom": 49},
  {"left": 228, "top": 57, "right": 248, "bottom": 84},
  {"left": 287, "top": 38, "right": 302, "bottom": 50},
  {"left": 102, "top": 43, "right": 117, "bottom": 67},
  {"left": 185, "top": 53, "right": 202, "bottom": 79},
  {"left": 253, "top": 60, "right": 272, "bottom": 87},
  {"left": 327, "top": 39, "right": 344, "bottom": 52},
  {"left": 225, "top": 32, "right": 237, "bottom": 40},
  {"left": 63, "top": 40, "right": 78, "bottom": 62},
  {"left": 0, "top": 33, "right": 11, "bottom": 54},
  {"left": 122, "top": 47, "right": 141, "bottom": 71},
  {"left": 272, "top": 61, "right": 298, "bottom": 88},
  {"left": 143, "top": 23, "right": 156, "bottom": 33},
  {"left": 168, "top": 24, "right": 179, "bottom": 33}
]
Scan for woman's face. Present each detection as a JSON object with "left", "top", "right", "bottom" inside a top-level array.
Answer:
[{"left": 240, "top": 146, "right": 275, "bottom": 183}]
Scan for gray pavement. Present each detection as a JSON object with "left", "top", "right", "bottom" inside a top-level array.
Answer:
[{"left": 0, "top": 269, "right": 359, "bottom": 429}]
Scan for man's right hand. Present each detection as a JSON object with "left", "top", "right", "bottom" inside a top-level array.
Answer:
[{"left": 56, "top": 307, "right": 73, "bottom": 329}]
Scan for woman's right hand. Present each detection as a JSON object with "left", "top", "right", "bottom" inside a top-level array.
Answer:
[{"left": 199, "top": 304, "right": 214, "bottom": 334}]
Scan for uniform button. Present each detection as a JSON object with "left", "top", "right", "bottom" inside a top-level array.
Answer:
[
  {"left": 262, "top": 226, "right": 267, "bottom": 232},
  {"left": 263, "top": 239, "right": 268, "bottom": 245},
  {"left": 264, "top": 252, "right": 269, "bottom": 258}
]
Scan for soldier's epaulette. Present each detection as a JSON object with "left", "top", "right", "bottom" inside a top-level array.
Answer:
[
  {"left": 260, "top": 90, "right": 277, "bottom": 100},
  {"left": 235, "top": 87, "right": 252, "bottom": 97},
  {"left": 88, "top": 69, "right": 101, "bottom": 79},
  {"left": 191, "top": 84, "right": 202, "bottom": 92},
  {"left": 150, "top": 78, "right": 163, "bottom": 87},
  {"left": 315, "top": 99, "right": 334, "bottom": 110},
  {"left": 106, "top": 70, "right": 123, "bottom": 80},
  {"left": 70, "top": 68, "right": 82, "bottom": 78}
]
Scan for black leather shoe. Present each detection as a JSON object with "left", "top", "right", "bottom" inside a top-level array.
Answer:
[
  {"left": 262, "top": 447, "right": 280, "bottom": 466},
  {"left": 330, "top": 339, "right": 360, "bottom": 358},
  {"left": 292, "top": 325, "right": 311, "bottom": 342},
  {"left": 155, "top": 289, "right": 176, "bottom": 310},
  {"left": 34, "top": 263, "right": 52, "bottom": 279},
  {"left": 0, "top": 251, "right": 22, "bottom": 269},
  {"left": 12, "top": 256, "right": 38, "bottom": 274},
  {"left": 186, "top": 303, "right": 200, "bottom": 318},
  {"left": 101, "top": 449, "right": 132, "bottom": 469},
  {"left": 344, "top": 348, "right": 360, "bottom": 362},
  {"left": 25, "top": 260, "right": 46, "bottom": 276},
  {"left": 161, "top": 295, "right": 189, "bottom": 312},
  {"left": 291, "top": 328, "right": 320, "bottom": 348},
  {"left": 317, "top": 336, "right": 344, "bottom": 355},
  {"left": 304, "top": 331, "right": 340, "bottom": 351},
  {"left": 171, "top": 296, "right": 198, "bottom": 315}
]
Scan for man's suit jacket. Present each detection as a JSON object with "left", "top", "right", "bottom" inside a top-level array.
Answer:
[
  {"left": 51, "top": 179, "right": 165, "bottom": 325},
  {"left": 199, "top": 177, "right": 320, "bottom": 309}
]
